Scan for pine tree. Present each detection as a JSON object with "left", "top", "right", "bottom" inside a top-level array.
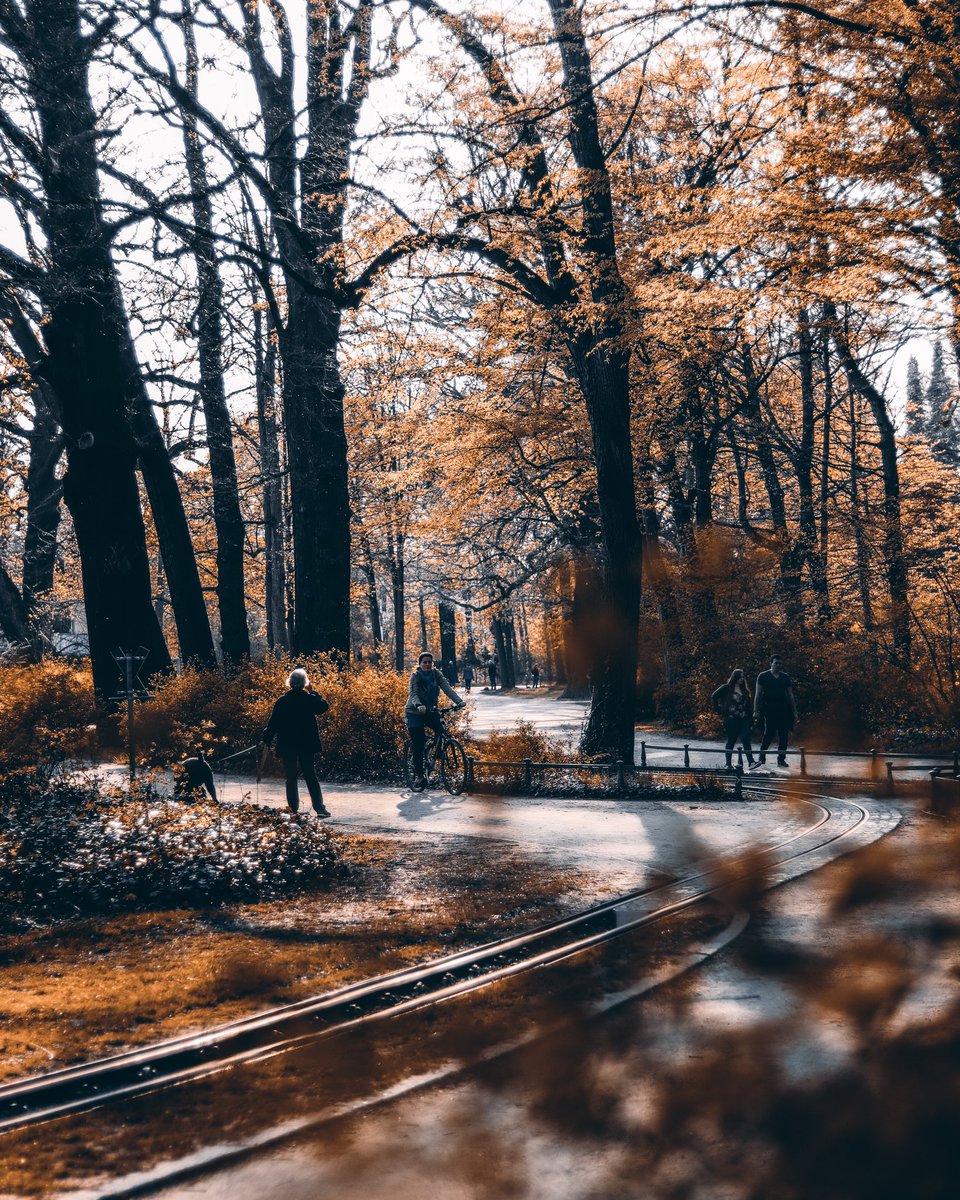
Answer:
[
  {"left": 926, "top": 344, "right": 952, "bottom": 435},
  {"left": 905, "top": 355, "right": 926, "bottom": 437}
]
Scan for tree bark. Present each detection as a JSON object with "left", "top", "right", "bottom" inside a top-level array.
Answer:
[
  {"left": 179, "top": 1, "right": 249, "bottom": 665},
  {"left": 438, "top": 599, "right": 457, "bottom": 680},
  {"left": 254, "top": 303, "right": 288, "bottom": 652},
  {"left": 21, "top": 0, "right": 174, "bottom": 698},
  {"left": 828, "top": 304, "right": 910, "bottom": 662}
]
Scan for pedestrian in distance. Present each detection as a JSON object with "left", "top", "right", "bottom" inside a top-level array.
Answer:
[
  {"left": 488, "top": 656, "right": 499, "bottom": 690},
  {"left": 530, "top": 662, "right": 541, "bottom": 689},
  {"left": 405, "top": 651, "right": 465, "bottom": 789},
  {"left": 261, "top": 668, "right": 331, "bottom": 817},
  {"left": 711, "top": 669, "right": 756, "bottom": 771},
  {"left": 462, "top": 663, "right": 474, "bottom": 693},
  {"left": 754, "top": 655, "right": 799, "bottom": 768}
]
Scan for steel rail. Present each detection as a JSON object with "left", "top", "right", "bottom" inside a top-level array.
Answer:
[{"left": 0, "top": 783, "right": 875, "bottom": 1136}]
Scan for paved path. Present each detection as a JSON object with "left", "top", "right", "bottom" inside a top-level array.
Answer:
[{"left": 463, "top": 691, "right": 953, "bottom": 782}]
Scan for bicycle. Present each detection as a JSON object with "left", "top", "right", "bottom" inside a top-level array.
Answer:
[{"left": 403, "top": 705, "right": 469, "bottom": 795}]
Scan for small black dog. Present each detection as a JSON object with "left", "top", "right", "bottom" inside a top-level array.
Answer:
[{"left": 174, "top": 751, "right": 218, "bottom": 803}]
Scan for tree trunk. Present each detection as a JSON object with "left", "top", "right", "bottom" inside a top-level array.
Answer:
[
  {"left": 560, "top": 554, "right": 600, "bottom": 700},
  {"left": 179, "top": 2, "right": 249, "bottom": 665},
  {"left": 0, "top": 560, "right": 34, "bottom": 651},
  {"left": 828, "top": 305, "right": 910, "bottom": 662},
  {"left": 254, "top": 303, "right": 289, "bottom": 652},
  {"left": 387, "top": 527, "right": 405, "bottom": 672},
  {"left": 25, "top": 0, "right": 173, "bottom": 698},
  {"left": 22, "top": 391, "right": 64, "bottom": 627},
  {"left": 359, "top": 531, "right": 384, "bottom": 647},
  {"left": 438, "top": 599, "right": 457, "bottom": 680},
  {"left": 491, "top": 612, "right": 517, "bottom": 690},
  {"left": 796, "top": 308, "right": 832, "bottom": 621}
]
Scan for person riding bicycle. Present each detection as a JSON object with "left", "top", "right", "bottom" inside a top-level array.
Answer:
[{"left": 405, "top": 650, "right": 465, "bottom": 789}]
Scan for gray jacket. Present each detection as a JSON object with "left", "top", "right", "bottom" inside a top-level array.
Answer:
[{"left": 405, "top": 668, "right": 463, "bottom": 715}]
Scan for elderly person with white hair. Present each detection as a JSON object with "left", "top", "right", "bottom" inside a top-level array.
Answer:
[{"left": 261, "top": 668, "right": 331, "bottom": 817}]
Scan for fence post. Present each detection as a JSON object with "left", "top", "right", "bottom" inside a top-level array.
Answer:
[
  {"left": 870, "top": 747, "right": 878, "bottom": 781},
  {"left": 735, "top": 772, "right": 743, "bottom": 799},
  {"left": 737, "top": 747, "right": 744, "bottom": 773},
  {"left": 523, "top": 758, "right": 532, "bottom": 790},
  {"left": 886, "top": 761, "right": 895, "bottom": 796},
  {"left": 800, "top": 747, "right": 807, "bottom": 777},
  {"left": 466, "top": 756, "right": 475, "bottom": 789},
  {"left": 616, "top": 760, "right": 625, "bottom": 794},
  {"left": 683, "top": 744, "right": 690, "bottom": 769},
  {"left": 640, "top": 741, "right": 647, "bottom": 769}
]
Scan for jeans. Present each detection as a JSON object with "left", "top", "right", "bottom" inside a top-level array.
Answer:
[
  {"left": 758, "top": 711, "right": 791, "bottom": 762},
  {"left": 723, "top": 717, "right": 754, "bottom": 768},
  {"left": 281, "top": 750, "right": 324, "bottom": 812},
  {"left": 407, "top": 712, "right": 442, "bottom": 777}
]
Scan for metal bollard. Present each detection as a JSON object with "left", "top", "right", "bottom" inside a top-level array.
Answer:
[
  {"left": 737, "top": 747, "right": 744, "bottom": 773},
  {"left": 800, "top": 747, "right": 807, "bottom": 777},
  {"left": 640, "top": 741, "right": 647, "bottom": 769},
  {"left": 466, "top": 756, "right": 475, "bottom": 789},
  {"left": 870, "top": 747, "right": 878, "bottom": 781},
  {"left": 683, "top": 743, "right": 690, "bottom": 769},
  {"left": 616, "top": 759, "right": 625, "bottom": 793},
  {"left": 735, "top": 773, "right": 743, "bottom": 799},
  {"left": 886, "top": 761, "right": 895, "bottom": 795},
  {"left": 523, "top": 758, "right": 532, "bottom": 790}
]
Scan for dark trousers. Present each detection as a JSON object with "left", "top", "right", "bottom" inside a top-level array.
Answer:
[
  {"left": 723, "top": 717, "right": 754, "bottom": 767},
  {"left": 759, "top": 714, "right": 791, "bottom": 762},
  {"left": 408, "top": 713, "right": 442, "bottom": 777},
  {"left": 281, "top": 750, "right": 324, "bottom": 812}
]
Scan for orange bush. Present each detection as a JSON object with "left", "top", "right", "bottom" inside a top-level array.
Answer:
[{"left": 0, "top": 659, "right": 96, "bottom": 771}]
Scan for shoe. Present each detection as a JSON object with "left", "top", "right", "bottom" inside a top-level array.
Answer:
[
  {"left": 313, "top": 806, "right": 331, "bottom": 819},
  {"left": 747, "top": 761, "right": 757, "bottom": 770},
  {"left": 413, "top": 776, "right": 424, "bottom": 789},
  {"left": 777, "top": 758, "right": 789, "bottom": 767},
  {"left": 757, "top": 756, "right": 766, "bottom": 766}
]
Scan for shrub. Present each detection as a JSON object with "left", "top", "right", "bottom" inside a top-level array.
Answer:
[
  {"left": 0, "top": 660, "right": 96, "bottom": 773},
  {"left": 132, "top": 655, "right": 414, "bottom": 780},
  {"left": 0, "top": 777, "right": 339, "bottom": 924}
]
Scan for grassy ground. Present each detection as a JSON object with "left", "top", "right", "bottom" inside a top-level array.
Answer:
[{"left": 0, "top": 829, "right": 616, "bottom": 1083}]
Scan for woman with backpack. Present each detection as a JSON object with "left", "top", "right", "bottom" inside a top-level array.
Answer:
[{"left": 711, "top": 668, "right": 756, "bottom": 771}]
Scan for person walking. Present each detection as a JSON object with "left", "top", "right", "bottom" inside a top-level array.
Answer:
[
  {"left": 261, "top": 668, "right": 331, "bottom": 817},
  {"left": 462, "top": 663, "right": 474, "bottom": 693},
  {"left": 711, "top": 669, "right": 756, "bottom": 770},
  {"left": 530, "top": 662, "right": 541, "bottom": 689},
  {"left": 754, "top": 655, "right": 799, "bottom": 768},
  {"left": 488, "top": 657, "right": 499, "bottom": 690},
  {"left": 405, "top": 651, "right": 464, "bottom": 789}
]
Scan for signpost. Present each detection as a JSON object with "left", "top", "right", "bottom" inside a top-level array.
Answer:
[{"left": 110, "top": 648, "right": 153, "bottom": 785}]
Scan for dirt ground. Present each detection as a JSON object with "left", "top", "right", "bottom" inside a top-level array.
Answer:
[{"left": 0, "top": 828, "right": 622, "bottom": 1083}]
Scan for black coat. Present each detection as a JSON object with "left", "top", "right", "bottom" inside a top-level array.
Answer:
[{"left": 262, "top": 689, "right": 329, "bottom": 757}]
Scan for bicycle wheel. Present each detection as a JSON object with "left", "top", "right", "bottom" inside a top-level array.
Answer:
[
  {"left": 403, "top": 739, "right": 426, "bottom": 791},
  {"left": 439, "top": 737, "right": 468, "bottom": 795}
]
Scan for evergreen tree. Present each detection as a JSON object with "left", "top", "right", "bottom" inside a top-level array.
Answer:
[
  {"left": 905, "top": 355, "right": 926, "bottom": 437},
  {"left": 927, "top": 342, "right": 959, "bottom": 465}
]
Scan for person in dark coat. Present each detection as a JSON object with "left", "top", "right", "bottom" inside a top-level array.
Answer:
[
  {"left": 174, "top": 751, "right": 218, "bottom": 802},
  {"left": 754, "top": 655, "right": 799, "bottom": 767},
  {"left": 261, "top": 668, "right": 330, "bottom": 817},
  {"left": 462, "top": 663, "right": 475, "bottom": 692},
  {"left": 488, "top": 657, "right": 499, "bottom": 690},
  {"left": 711, "top": 668, "right": 756, "bottom": 770},
  {"left": 405, "top": 650, "right": 464, "bottom": 788}
]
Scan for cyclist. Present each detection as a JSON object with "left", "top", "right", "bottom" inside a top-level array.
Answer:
[{"left": 405, "top": 650, "right": 465, "bottom": 788}]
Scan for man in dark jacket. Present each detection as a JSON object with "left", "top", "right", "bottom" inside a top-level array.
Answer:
[
  {"left": 261, "top": 668, "right": 331, "bottom": 817},
  {"left": 405, "top": 650, "right": 464, "bottom": 788},
  {"left": 754, "top": 655, "right": 799, "bottom": 768}
]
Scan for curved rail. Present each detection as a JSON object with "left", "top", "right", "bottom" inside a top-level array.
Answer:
[{"left": 0, "top": 784, "right": 886, "bottom": 1136}]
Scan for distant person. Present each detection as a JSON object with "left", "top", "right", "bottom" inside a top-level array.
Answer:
[
  {"left": 405, "top": 651, "right": 464, "bottom": 789},
  {"left": 530, "top": 663, "right": 541, "bottom": 689},
  {"left": 488, "top": 657, "right": 499, "bottom": 690},
  {"left": 175, "top": 750, "right": 217, "bottom": 802},
  {"left": 261, "top": 668, "right": 331, "bottom": 817},
  {"left": 462, "top": 663, "right": 475, "bottom": 693},
  {"left": 711, "top": 668, "right": 756, "bottom": 771},
  {"left": 754, "top": 655, "right": 798, "bottom": 768}
]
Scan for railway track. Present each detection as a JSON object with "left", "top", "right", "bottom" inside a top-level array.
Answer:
[{"left": 0, "top": 782, "right": 896, "bottom": 1145}]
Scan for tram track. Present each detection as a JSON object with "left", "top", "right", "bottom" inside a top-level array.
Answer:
[{"left": 0, "top": 781, "right": 895, "bottom": 1146}]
